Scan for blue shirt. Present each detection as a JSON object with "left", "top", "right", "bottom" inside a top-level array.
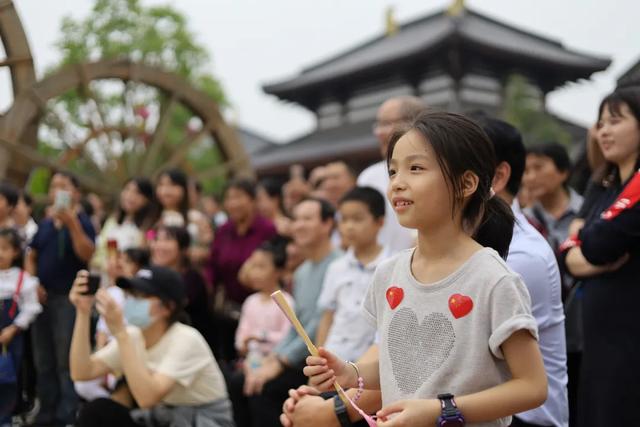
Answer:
[
  {"left": 509, "top": 202, "right": 568, "bottom": 427},
  {"left": 274, "top": 249, "right": 342, "bottom": 366},
  {"left": 30, "top": 213, "right": 96, "bottom": 295}
]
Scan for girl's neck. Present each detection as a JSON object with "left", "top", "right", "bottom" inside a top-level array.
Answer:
[
  {"left": 539, "top": 187, "right": 570, "bottom": 219},
  {"left": 414, "top": 221, "right": 482, "bottom": 284},
  {"left": 618, "top": 157, "right": 638, "bottom": 183},
  {"left": 259, "top": 284, "right": 279, "bottom": 300},
  {"left": 0, "top": 216, "right": 14, "bottom": 228},
  {"left": 0, "top": 264, "right": 13, "bottom": 271},
  {"left": 14, "top": 216, "right": 28, "bottom": 227},
  {"left": 353, "top": 243, "right": 383, "bottom": 266},
  {"left": 142, "top": 321, "right": 170, "bottom": 349}
]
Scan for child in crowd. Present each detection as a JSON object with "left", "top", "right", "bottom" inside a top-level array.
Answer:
[
  {"left": 236, "top": 238, "right": 293, "bottom": 369},
  {"left": 305, "top": 112, "right": 547, "bottom": 426},
  {"left": 13, "top": 191, "right": 38, "bottom": 247},
  {"left": 0, "top": 183, "right": 18, "bottom": 229},
  {"left": 0, "top": 229, "right": 41, "bottom": 425},
  {"left": 316, "top": 187, "right": 388, "bottom": 362}
]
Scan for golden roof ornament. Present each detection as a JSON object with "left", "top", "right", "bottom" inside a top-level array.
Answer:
[
  {"left": 385, "top": 6, "right": 398, "bottom": 36},
  {"left": 447, "top": 0, "right": 466, "bottom": 16}
]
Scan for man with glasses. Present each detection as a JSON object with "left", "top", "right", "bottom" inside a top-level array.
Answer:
[{"left": 358, "top": 96, "right": 426, "bottom": 253}]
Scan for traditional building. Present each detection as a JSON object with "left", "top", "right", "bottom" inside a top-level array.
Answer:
[
  {"left": 252, "top": 5, "right": 610, "bottom": 177},
  {"left": 618, "top": 57, "right": 640, "bottom": 88}
]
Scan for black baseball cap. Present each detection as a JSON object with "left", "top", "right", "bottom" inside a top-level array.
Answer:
[{"left": 116, "top": 266, "right": 185, "bottom": 307}]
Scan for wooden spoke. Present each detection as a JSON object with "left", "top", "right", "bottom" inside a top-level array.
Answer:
[
  {"left": 0, "top": 55, "right": 32, "bottom": 67},
  {"left": 0, "top": 135, "right": 111, "bottom": 194},
  {"left": 157, "top": 120, "right": 212, "bottom": 175},
  {"left": 139, "top": 93, "right": 179, "bottom": 176},
  {"left": 191, "top": 158, "right": 240, "bottom": 182}
]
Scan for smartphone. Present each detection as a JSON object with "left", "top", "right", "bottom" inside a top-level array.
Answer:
[
  {"left": 54, "top": 190, "right": 72, "bottom": 211},
  {"left": 84, "top": 274, "right": 101, "bottom": 295}
]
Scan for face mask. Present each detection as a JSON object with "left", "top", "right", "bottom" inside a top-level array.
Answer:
[{"left": 123, "top": 297, "right": 154, "bottom": 329}]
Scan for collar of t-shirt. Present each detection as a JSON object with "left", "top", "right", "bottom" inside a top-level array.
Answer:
[
  {"left": 533, "top": 188, "right": 583, "bottom": 223},
  {"left": 344, "top": 246, "right": 391, "bottom": 271}
]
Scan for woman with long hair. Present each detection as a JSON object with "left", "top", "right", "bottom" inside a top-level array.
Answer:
[{"left": 562, "top": 87, "right": 640, "bottom": 427}]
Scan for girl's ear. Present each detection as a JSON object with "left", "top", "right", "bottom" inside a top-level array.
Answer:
[{"left": 461, "top": 171, "right": 480, "bottom": 198}]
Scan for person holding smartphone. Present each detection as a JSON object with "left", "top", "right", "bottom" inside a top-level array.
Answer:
[{"left": 25, "top": 171, "right": 96, "bottom": 426}]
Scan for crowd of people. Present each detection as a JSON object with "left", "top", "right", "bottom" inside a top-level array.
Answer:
[{"left": 0, "top": 86, "right": 637, "bottom": 427}]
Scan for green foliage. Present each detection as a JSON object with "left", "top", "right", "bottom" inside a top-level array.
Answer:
[
  {"left": 40, "top": 0, "right": 230, "bottom": 195},
  {"left": 502, "top": 74, "right": 571, "bottom": 147}
]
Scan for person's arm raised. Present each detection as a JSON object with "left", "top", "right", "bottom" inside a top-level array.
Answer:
[
  {"left": 69, "top": 271, "right": 110, "bottom": 381},
  {"left": 58, "top": 208, "right": 95, "bottom": 262},
  {"left": 96, "top": 290, "right": 176, "bottom": 408}
]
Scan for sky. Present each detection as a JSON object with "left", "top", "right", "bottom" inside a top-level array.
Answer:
[{"left": 1, "top": 0, "right": 638, "bottom": 143}]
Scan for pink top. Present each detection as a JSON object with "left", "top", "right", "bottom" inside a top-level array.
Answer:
[{"left": 235, "top": 290, "right": 294, "bottom": 355}]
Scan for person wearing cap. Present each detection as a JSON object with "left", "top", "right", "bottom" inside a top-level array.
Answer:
[{"left": 68, "top": 266, "right": 234, "bottom": 427}]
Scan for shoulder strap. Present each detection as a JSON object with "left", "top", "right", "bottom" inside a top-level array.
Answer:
[{"left": 8, "top": 270, "right": 25, "bottom": 319}]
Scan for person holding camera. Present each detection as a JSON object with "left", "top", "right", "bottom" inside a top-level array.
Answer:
[
  {"left": 25, "top": 171, "right": 96, "bottom": 426},
  {"left": 69, "top": 266, "right": 234, "bottom": 427}
]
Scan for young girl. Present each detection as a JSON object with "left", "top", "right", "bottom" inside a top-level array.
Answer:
[
  {"left": 235, "top": 238, "right": 293, "bottom": 362},
  {"left": 0, "top": 229, "right": 41, "bottom": 424},
  {"left": 305, "top": 112, "right": 547, "bottom": 426}
]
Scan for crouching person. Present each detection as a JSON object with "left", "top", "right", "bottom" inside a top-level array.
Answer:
[{"left": 69, "top": 266, "right": 234, "bottom": 427}]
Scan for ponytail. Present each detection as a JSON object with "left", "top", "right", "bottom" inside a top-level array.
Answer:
[{"left": 472, "top": 196, "right": 514, "bottom": 260}]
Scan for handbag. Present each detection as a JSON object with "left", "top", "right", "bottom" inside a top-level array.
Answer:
[{"left": 0, "top": 270, "right": 25, "bottom": 384}]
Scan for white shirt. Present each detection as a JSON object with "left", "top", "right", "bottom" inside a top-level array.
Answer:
[
  {"left": 357, "top": 161, "right": 416, "bottom": 254},
  {"left": 508, "top": 202, "right": 569, "bottom": 427},
  {"left": 94, "top": 323, "right": 228, "bottom": 406},
  {"left": 318, "top": 247, "right": 390, "bottom": 361},
  {"left": 0, "top": 267, "right": 42, "bottom": 330}
]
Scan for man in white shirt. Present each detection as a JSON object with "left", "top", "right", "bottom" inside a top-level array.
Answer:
[
  {"left": 477, "top": 114, "right": 569, "bottom": 427},
  {"left": 357, "top": 96, "right": 426, "bottom": 253}
]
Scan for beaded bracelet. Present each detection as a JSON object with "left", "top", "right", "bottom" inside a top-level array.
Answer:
[{"left": 347, "top": 361, "right": 364, "bottom": 404}]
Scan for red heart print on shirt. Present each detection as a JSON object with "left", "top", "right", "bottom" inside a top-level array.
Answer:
[
  {"left": 386, "top": 286, "right": 404, "bottom": 310},
  {"left": 449, "top": 293, "right": 473, "bottom": 319}
]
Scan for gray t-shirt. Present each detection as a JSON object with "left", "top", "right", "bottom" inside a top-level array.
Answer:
[{"left": 363, "top": 248, "right": 538, "bottom": 427}]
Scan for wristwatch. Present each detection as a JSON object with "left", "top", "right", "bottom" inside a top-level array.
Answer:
[
  {"left": 333, "top": 395, "right": 352, "bottom": 427},
  {"left": 436, "top": 393, "right": 465, "bottom": 426}
]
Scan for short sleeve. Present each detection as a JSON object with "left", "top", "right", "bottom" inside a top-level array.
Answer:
[
  {"left": 317, "top": 260, "right": 341, "bottom": 311},
  {"left": 80, "top": 214, "right": 97, "bottom": 241},
  {"left": 488, "top": 275, "right": 538, "bottom": 359},
  {"left": 29, "top": 225, "right": 43, "bottom": 252},
  {"left": 153, "top": 329, "right": 213, "bottom": 387},
  {"left": 362, "top": 268, "right": 381, "bottom": 327}
]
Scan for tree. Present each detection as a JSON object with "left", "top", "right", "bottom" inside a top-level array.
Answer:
[
  {"left": 38, "top": 0, "right": 229, "bottom": 196},
  {"left": 502, "top": 74, "right": 571, "bottom": 147}
]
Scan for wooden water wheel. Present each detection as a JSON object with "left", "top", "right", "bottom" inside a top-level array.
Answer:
[
  {"left": 0, "top": 0, "right": 37, "bottom": 181},
  {"left": 0, "top": 1, "right": 252, "bottom": 195}
]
